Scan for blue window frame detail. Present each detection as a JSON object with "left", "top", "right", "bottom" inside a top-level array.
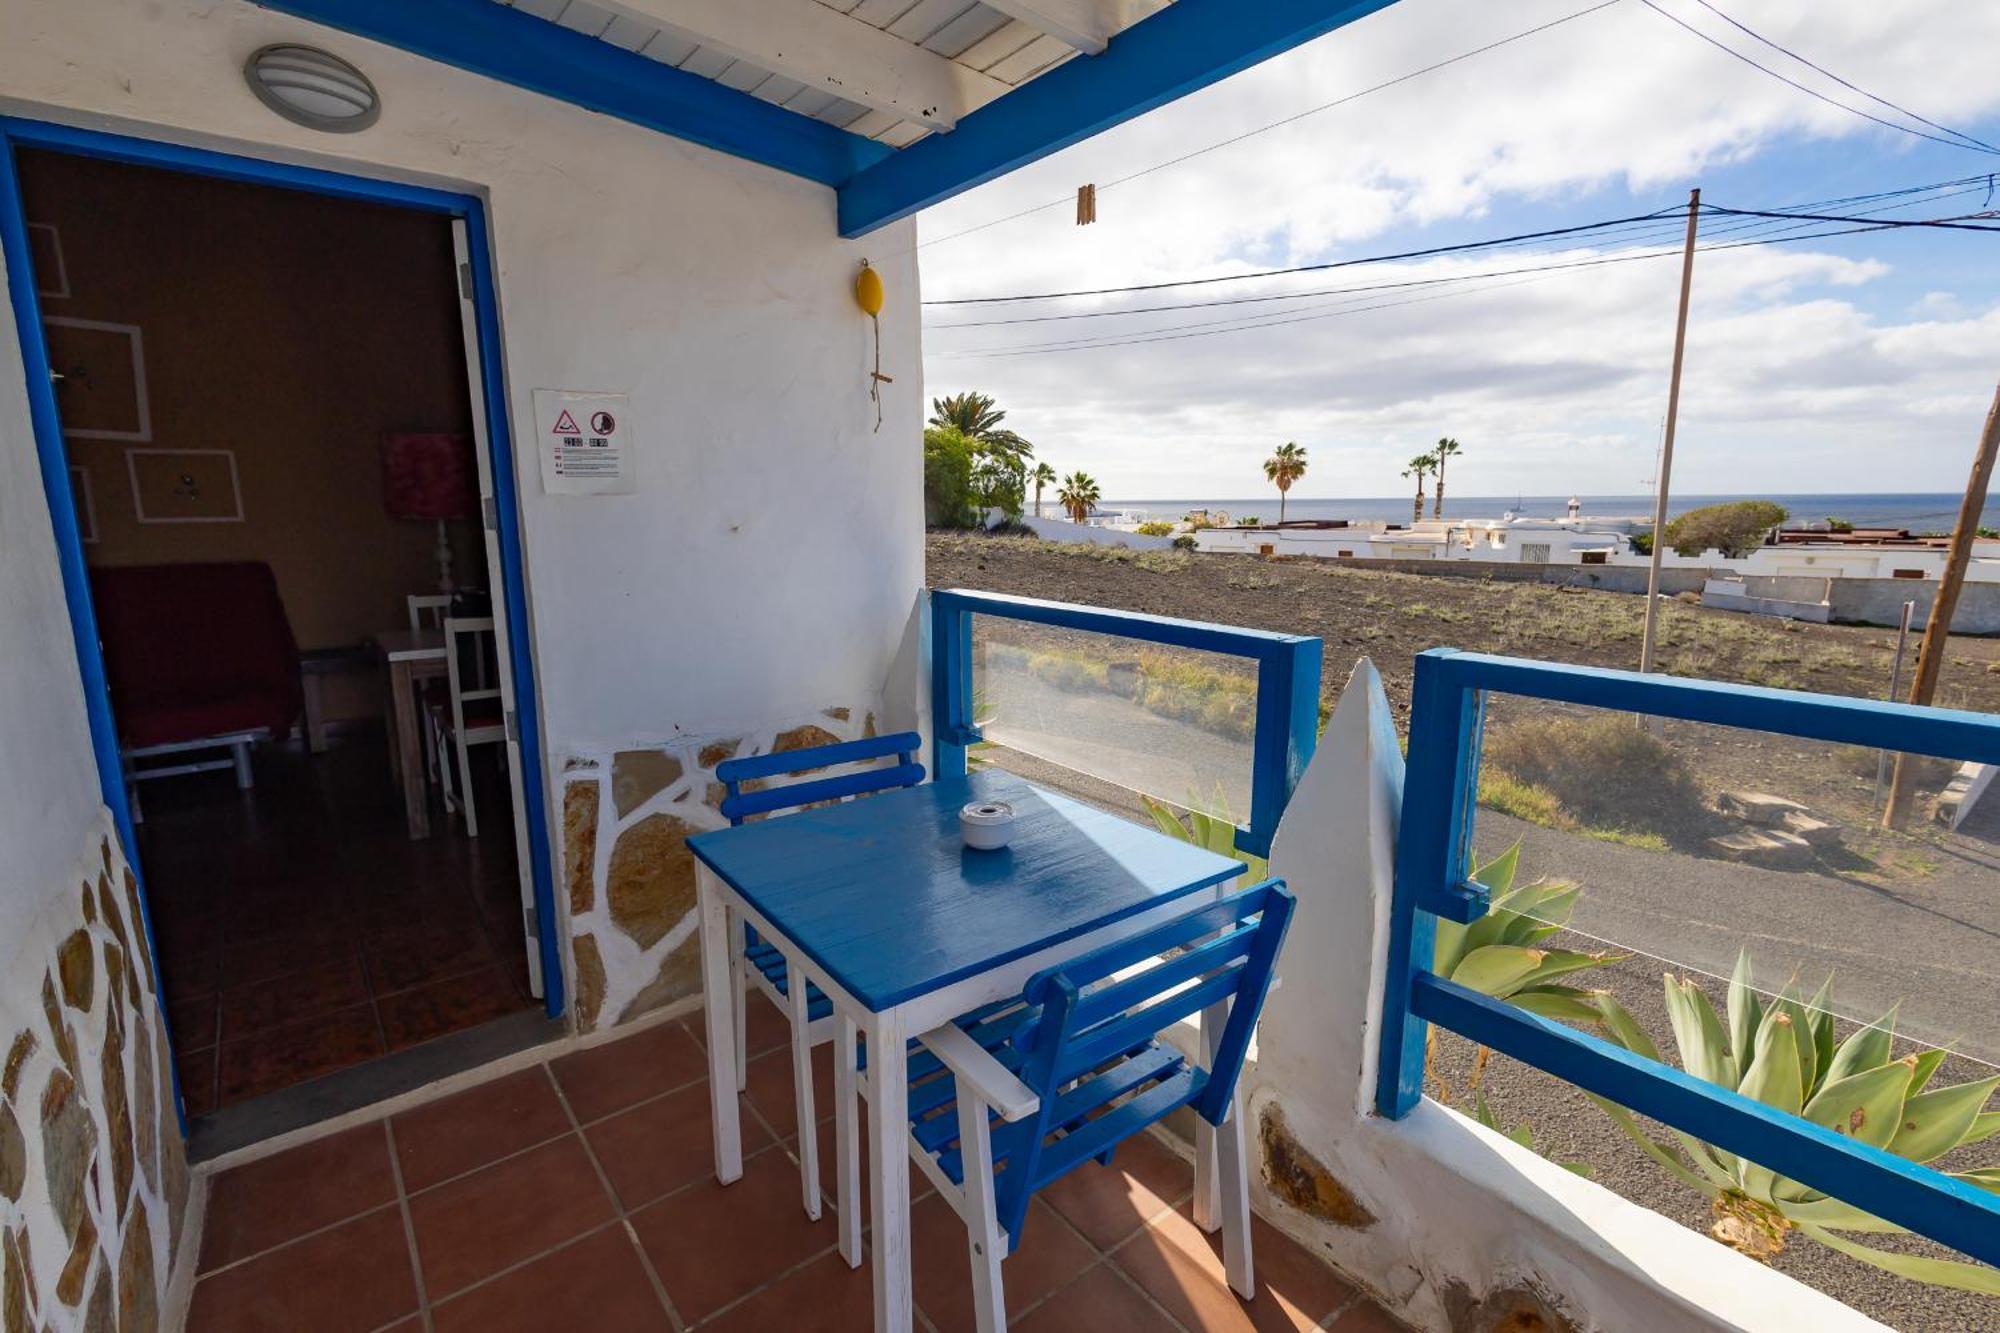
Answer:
[
  {"left": 1377, "top": 647, "right": 2000, "bottom": 1269},
  {"left": 0, "top": 119, "right": 569, "bottom": 1109},
  {"left": 927, "top": 588, "right": 1322, "bottom": 859}
]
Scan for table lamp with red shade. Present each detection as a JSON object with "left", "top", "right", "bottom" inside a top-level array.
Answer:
[{"left": 381, "top": 431, "right": 479, "bottom": 592}]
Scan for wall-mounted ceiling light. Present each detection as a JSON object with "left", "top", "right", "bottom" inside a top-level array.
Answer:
[{"left": 244, "top": 45, "right": 379, "bottom": 133}]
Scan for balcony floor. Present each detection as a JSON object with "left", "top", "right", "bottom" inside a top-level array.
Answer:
[{"left": 186, "top": 993, "right": 1403, "bottom": 1331}]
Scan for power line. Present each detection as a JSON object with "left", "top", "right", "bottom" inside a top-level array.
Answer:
[
  {"left": 916, "top": 0, "right": 1628, "bottom": 251},
  {"left": 934, "top": 213, "right": 1997, "bottom": 359},
  {"left": 928, "top": 179, "right": 1992, "bottom": 329},
  {"left": 922, "top": 209, "right": 1682, "bottom": 305},
  {"left": 925, "top": 186, "right": 2000, "bottom": 309},
  {"left": 1637, "top": 0, "right": 2000, "bottom": 157},
  {"left": 1681, "top": 0, "right": 2000, "bottom": 155}
]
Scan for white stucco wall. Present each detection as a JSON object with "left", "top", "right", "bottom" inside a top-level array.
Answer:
[
  {"left": 0, "top": 253, "right": 102, "bottom": 948},
  {"left": 0, "top": 0, "right": 925, "bottom": 760}
]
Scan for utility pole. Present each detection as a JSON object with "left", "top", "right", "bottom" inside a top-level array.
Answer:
[
  {"left": 1884, "top": 380, "right": 2000, "bottom": 828},
  {"left": 1639, "top": 188, "right": 1701, "bottom": 675}
]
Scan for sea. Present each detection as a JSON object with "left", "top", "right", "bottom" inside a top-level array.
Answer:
[{"left": 1098, "top": 493, "right": 1994, "bottom": 537}]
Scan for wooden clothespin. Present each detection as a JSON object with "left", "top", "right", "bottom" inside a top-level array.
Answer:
[{"left": 1075, "top": 182, "right": 1097, "bottom": 226}]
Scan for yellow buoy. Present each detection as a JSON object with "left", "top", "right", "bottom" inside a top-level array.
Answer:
[
  {"left": 854, "top": 260, "right": 885, "bottom": 316},
  {"left": 856, "top": 261, "right": 891, "bottom": 431}
]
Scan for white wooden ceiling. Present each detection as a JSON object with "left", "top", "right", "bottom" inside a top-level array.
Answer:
[{"left": 495, "top": 0, "right": 1173, "bottom": 150}]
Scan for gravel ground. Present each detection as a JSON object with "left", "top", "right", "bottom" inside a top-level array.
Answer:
[{"left": 930, "top": 531, "right": 2000, "bottom": 1331}]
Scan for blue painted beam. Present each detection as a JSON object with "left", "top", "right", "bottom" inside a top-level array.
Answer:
[
  {"left": 837, "top": 0, "right": 1401, "bottom": 236},
  {"left": 252, "top": 0, "right": 891, "bottom": 186}
]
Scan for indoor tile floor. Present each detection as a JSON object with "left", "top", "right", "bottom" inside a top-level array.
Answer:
[
  {"left": 187, "top": 993, "right": 1406, "bottom": 1332},
  {"left": 139, "top": 735, "right": 538, "bottom": 1115}
]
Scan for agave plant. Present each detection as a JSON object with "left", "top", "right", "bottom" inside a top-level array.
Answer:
[
  {"left": 1592, "top": 951, "right": 2000, "bottom": 1293},
  {"left": 1140, "top": 793, "right": 1266, "bottom": 880},
  {"left": 1428, "top": 843, "right": 1627, "bottom": 1102}
]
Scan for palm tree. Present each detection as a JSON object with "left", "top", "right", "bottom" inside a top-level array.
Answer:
[
  {"left": 1262, "top": 441, "right": 1308, "bottom": 525},
  {"left": 930, "top": 391, "right": 1032, "bottom": 466},
  {"left": 1403, "top": 454, "right": 1436, "bottom": 525},
  {"left": 1431, "top": 437, "right": 1462, "bottom": 518},
  {"left": 1030, "top": 461, "right": 1057, "bottom": 519},
  {"left": 1057, "top": 471, "right": 1101, "bottom": 524}
]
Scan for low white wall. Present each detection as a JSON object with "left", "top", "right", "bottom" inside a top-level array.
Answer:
[{"left": 1245, "top": 661, "right": 1886, "bottom": 1332}]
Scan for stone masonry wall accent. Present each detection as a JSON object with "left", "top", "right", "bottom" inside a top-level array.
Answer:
[
  {"left": 560, "top": 706, "right": 881, "bottom": 1031},
  {"left": 2, "top": 810, "right": 186, "bottom": 1333}
]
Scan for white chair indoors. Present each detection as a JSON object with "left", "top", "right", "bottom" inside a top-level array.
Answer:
[
  {"left": 426, "top": 615, "right": 506, "bottom": 836},
  {"left": 406, "top": 592, "right": 452, "bottom": 631}
]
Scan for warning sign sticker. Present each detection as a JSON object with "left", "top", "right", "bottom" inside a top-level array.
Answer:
[{"left": 533, "top": 390, "right": 634, "bottom": 495}]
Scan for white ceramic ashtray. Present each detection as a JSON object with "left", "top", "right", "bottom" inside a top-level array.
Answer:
[{"left": 960, "top": 800, "right": 1016, "bottom": 851}]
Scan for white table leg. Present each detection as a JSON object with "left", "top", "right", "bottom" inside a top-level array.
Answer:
[
  {"left": 696, "top": 863, "right": 743, "bottom": 1184},
  {"left": 786, "top": 947, "right": 822, "bottom": 1221},
  {"left": 955, "top": 1090, "right": 1007, "bottom": 1333},
  {"left": 1219, "top": 1082, "right": 1254, "bottom": 1298},
  {"left": 835, "top": 1014, "right": 862, "bottom": 1267},
  {"left": 1193, "top": 997, "right": 1226, "bottom": 1233},
  {"left": 867, "top": 1009, "right": 913, "bottom": 1333}
]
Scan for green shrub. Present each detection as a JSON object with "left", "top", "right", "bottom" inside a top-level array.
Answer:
[
  {"left": 1172, "top": 534, "right": 1197, "bottom": 551},
  {"left": 1663, "top": 500, "right": 1789, "bottom": 558},
  {"left": 1481, "top": 713, "right": 1710, "bottom": 844}
]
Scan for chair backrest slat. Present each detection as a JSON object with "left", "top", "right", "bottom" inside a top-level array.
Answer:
[
  {"left": 1053, "top": 965, "right": 1245, "bottom": 1084},
  {"left": 442, "top": 616, "right": 497, "bottom": 734},
  {"left": 989, "top": 879, "right": 1295, "bottom": 1246},
  {"left": 408, "top": 593, "right": 452, "bottom": 631},
  {"left": 719, "top": 763, "right": 926, "bottom": 823},
  {"left": 714, "top": 730, "right": 924, "bottom": 827},
  {"left": 1066, "top": 920, "right": 1260, "bottom": 1032}
]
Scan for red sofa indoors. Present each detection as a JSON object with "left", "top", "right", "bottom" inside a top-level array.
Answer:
[{"left": 90, "top": 562, "right": 303, "bottom": 750}]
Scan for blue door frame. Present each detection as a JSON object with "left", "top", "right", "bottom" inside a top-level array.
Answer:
[{"left": 0, "top": 121, "right": 569, "bottom": 1124}]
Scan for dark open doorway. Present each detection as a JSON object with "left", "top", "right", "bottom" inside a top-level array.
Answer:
[{"left": 13, "top": 145, "right": 556, "bottom": 1150}]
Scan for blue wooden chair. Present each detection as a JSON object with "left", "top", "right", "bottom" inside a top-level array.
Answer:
[
  {"left": 896, "top": 879, "right": 1295, "bottom": 1333},
  {"left": 714, "top": 731, "right": 924, "bottom": 1219}
]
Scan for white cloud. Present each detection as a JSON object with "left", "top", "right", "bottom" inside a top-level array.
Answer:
[{"left": 910, "top": 0, "right": 2000, "bottom": 497}]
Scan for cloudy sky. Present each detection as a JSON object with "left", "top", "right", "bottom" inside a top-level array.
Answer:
[{"left": 911, "top": 0, "right": 2000, "bottom": 502}]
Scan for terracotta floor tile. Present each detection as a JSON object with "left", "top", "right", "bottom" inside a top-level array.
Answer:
[
  {"left": 1327, "top": 1297, "right": 1410, "bottom": 1331},
  {"left": 1114, "top": 1205, "right": 1355, "bottom": 1333},
  {"left": 805, "top": 1099, "right": 934, "bottom": 1214},
  {"left": 177, "top": 1046, "right": 218, "bottom": 1119},
  {"left": 701, "top": 1249, "right": 876, "bottom": 1333},
  {"left": 683, "top": 990, "right": 793, "bottom": 1060},
  {"left": 743, "top": 1041, "right": 835, "bottom": 1142},
  {"left": 408, "top": 1133, "right": 615, "bottom": 1297},
  {"left": 629, "top": 1150, "right": 839, "bottom": 1322},
  {"left": 222, "top": 927, "right": 360, "bottom": 989},
  {"left": 216, "top": 1004, "right": 387, "bottom": 1107},
  {"left": 431, "top": 1224, "right": 673, "bottom": 1332},
  {"left": 377, "top": 964, "right": 529, "bottom": 1052},
  {"left": 366, "top": 921, "right": 500, "bottom": 994},
  {"left": 187, "top": 1207, "right": 417, "bottom": 1333},
  {"left": 393, "top": 1066, "right": 572, "bottom": 1192},
  {"left": 586, "top": 1081, "right": 772, "bottom": 1210},
  {"left": 1037, "top": 1131, "right": 1194, "bottom": 1250},
  {"left": 1012, "top": 1262, "right": 1173, "bottom": 1333},
  {"left": 218, "top": 957, "right": 371, "bottom": 1041},
  {"left": 170, "top": 995, "right": 219, "bottom": 1052},
  {"left": 550, "top": 1021, "right": 709, "bottom": 1122},
  {"left": 200, "top": 1123, "right": 396, "bottom": 1271},
  {"left": 912, "top": 1195, "right": 1098, "bottom": 1333}
]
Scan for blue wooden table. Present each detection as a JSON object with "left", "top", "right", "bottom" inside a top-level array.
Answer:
[{"left": 687, "top": 769, "right": 1245, "bottom": 1332}]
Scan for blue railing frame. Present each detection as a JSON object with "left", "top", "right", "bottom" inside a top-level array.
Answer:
[
  {"left": 1377, "top": 647, "right": 2000, "bottom": 1268},
  {"left": 928, "top": 588, "right": 1322, "bottom": 858}
]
